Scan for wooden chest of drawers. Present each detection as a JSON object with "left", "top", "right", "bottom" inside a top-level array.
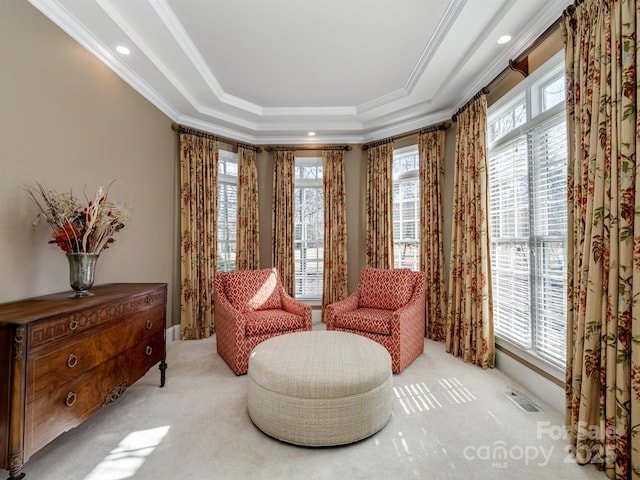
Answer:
[{"left": 0, "top": 283, "right": 167, "bottom": 480}]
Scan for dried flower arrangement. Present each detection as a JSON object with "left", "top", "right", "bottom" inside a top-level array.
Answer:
[{"left": 27, "top": 183, "right": 129, "bottom": 254}]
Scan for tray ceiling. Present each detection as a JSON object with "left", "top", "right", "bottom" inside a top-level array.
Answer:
[{"left": 28, "top": 0, "right": 571, "bottom": 144}]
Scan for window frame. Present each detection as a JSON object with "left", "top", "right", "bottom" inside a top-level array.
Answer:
[{"left": 487, "top": 50, "right": 567, "bottom": 378}]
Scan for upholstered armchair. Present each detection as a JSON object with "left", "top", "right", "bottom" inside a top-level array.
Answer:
[
  {"left": 326, "top": 267, "right": 426, "bottom": 373},
  {"left": 214, "top": 268, "right": 312, "bottom": 375}
]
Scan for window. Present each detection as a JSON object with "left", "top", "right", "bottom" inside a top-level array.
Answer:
[
  {"left": 392, "top": 146, "right": 420, "bottom": 270},
  {"left": 487, "top": 52, "right": 567, "bottom": 368},
  {"left": 217, "top": 150, "right": 237, "bottom": 272},
  {"left": 294, "top": 157, "right": 324, "bottom": 298}
]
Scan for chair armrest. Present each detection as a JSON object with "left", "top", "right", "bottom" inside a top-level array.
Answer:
[
  {"left": 325, "top": 292, "right": 359, "bottom": 327},
  {"left": 214, "top": 294, "right": 244, "bottom": 325},
  {"left": 281, "top": 291, "right": 313, "bottom": 328},
  {"left": 213, "top": 277, "right": 246, "bottom": 338},
  {"left": 213, "top": 297, "right": 245, "bottom": 330},
  {"left": 394, "top": 291, "right": 425, "bottom": 320},
  {"left": 392, "top": 272, "right": 426, "bottom": 327}
]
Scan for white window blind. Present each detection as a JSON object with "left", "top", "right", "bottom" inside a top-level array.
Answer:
[
  {"left": 392, "top": 146, "right": 420, "bottom": 270},
  {"left": 217, "top": 151, "right": 237, "bottom": 272},
  {"left": 489, "top": 135, "right": 531, "bottom": 347},
  {"left": 294, "top": 157, "right": 324, "bottom": 298},
  {"left": 529, "top": 115, "right": 567, "bottom": 365},
  {"left": 488, "top": 53, "right": 567, "bottom": 368}
]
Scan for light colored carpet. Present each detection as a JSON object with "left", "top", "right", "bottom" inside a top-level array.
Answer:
[{"left": 16, "top": 328, "right": 605, "bottom": 480}]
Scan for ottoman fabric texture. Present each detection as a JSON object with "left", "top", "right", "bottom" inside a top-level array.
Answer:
[{"left": 247, "top": 330, "right": 393, "bottom": 447}]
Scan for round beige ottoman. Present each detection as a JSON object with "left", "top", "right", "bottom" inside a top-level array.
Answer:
[{"left": 247, "top": 330, "right": 393, "bottom": 446}]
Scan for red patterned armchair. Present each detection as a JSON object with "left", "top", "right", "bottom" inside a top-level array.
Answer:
[
  {"left": 214, "top": 268, "right": 312, "bottom": 375},
  {"left": 326, "top": 267, "right": 425, "bottom": 373}
]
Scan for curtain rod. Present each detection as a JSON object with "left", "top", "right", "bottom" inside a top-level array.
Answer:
[
  {"left": 451, "top": 15, "right": 562, "bottom": 123},
  {"left": 361, "top": 121, "right": 451, "bottom": 151},
  {"left": 481, "top": 15, "right": 562, "bottom": 96},
  {"left": 171, "top": 123, "right": 262, "bottom": 153},
  {"left": 451, "top": 89, "right": 489, "bottom": 122},
  {"left": 564, "top": 0, "right": 584, "bottom": 17},
  {"left": 263, "top": 145, "right": 352, "bottom": 152}
]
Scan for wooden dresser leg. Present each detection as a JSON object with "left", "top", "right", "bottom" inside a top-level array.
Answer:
[{"left": 159, "top": 358, "right": 167, "bottom": 387}]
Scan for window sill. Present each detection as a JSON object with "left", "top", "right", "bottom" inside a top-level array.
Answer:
[
  {"left": 495, "top": 337, "right": 565, "bottom": 387},
  {"left": 295, "top": 297, "right": 323, "bottom": 307}
]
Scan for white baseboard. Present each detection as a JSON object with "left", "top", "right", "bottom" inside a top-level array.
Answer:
[{"left": 166, "top": 324, "right": 180, "bottom": 343}]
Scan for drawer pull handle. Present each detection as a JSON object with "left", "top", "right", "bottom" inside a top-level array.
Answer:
[
  {"left": 145, "top": 346, "right": 153, "bottom": 356},
  {"left": 69, "top": 320, "right": 79, "bottom": 331},
  {"left": 67, "top": 354, "right": 78, "bottom": 368},
  {"left": 65, "top": 392, "right": 77, "bottom": 407},
  {"left": 145, "top": 320, "right": 153, "bottom": 330}
]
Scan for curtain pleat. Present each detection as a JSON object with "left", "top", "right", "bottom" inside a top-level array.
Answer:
[
  {"left": 562, "top": 1, "right": 639, "bottom": 477},
  {"left": 178, "top": 133, "right": 218, "bottom": 340},
  {"left": 366, "top": 141, "right": 394, "bottom": 269},
  {"left": 419, "top": 130, "right": 447, "bottom": 341},
  {"left": 322, "top": 149, "right": 348, "bottom": 321},
  {"left": 236, "top": 146, "right": 260, "bottom": 271},
  {"left": 272, "top": 149, "right": 295, "bottom": 296},
  {"left": 445, "top": 95, "right": 494, "bottom": 368}
]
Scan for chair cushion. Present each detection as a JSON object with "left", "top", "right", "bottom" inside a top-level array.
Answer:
[
  {"left": 334, "top": 308, "right": 394, "bottom": 335},
  {"left": 358, "top": 268, "right": 416, "bottom": 311},
  {"left": 245, "top": 310, "right": 306, "bottom": 337},
  {"left": 224, "top": 269, "right": 282, "bottom": 313}
]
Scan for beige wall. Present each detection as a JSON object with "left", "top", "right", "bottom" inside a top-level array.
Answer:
[
  {"left": 256, "top": 150, "right": 274, "bottom": 270},
  {"left": 343, "top": 147, "right": 367, "bottom": 293},
  {"left": 0, "top": 1, "right": 180, "bottom": 325}
]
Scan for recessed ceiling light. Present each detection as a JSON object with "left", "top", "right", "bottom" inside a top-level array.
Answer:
[
  {"left": 497, "top": 35, "right": 512, "bottom": 45},
  {"left": 116, "top": 46, "right": 130, "bottom": 55},
  {"left": 308, "top": 131, "right": 316, "bottom": 136}
]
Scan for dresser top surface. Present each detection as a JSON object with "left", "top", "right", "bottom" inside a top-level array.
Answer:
[{"left": 0, "top": 283, "right": 167, "bottom": 326}]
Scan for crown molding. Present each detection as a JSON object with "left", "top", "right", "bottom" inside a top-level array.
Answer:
[
  {"left": 404, "top": 0, "right": 468, "bottom": 93},
  {"left": 28, "top": 0, "right": 569, "bottom": 146}
]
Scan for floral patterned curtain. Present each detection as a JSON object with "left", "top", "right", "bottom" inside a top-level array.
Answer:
[
  {"left": 445, "top": 95, "right": 494, "bottom": 368},
  {"left": 272, "top": 149, "right": 295, "bottom": 296},
  {"left": 366, "top": 141, "right": 394, "bottom": 269},
  {"left": 236, "top": 146, "right": 260, "bottom": 271},
  {"left": 322, "top": 149, "right": 348, "bottom": 321},
  {"left": 178, "top": 133, "right": 218, "bottom": 340},
  {"left": 419, "top": 129, "right": 447, "bottom": 341},
  {"left": 562, "top": 1, "right": 639, "bottom": 477}
]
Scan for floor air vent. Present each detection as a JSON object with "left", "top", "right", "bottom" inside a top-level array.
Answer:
[{"left": 504, "top": 388, "right": 543, "bottom": 413}]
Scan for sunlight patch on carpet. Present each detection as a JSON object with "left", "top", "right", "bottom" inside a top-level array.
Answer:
[
  {"left": 394, "top": 377, "right": 476, "bottom": 414},
  {"left": 84, "top": 426, "right": 170, "bottom": 480}
]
